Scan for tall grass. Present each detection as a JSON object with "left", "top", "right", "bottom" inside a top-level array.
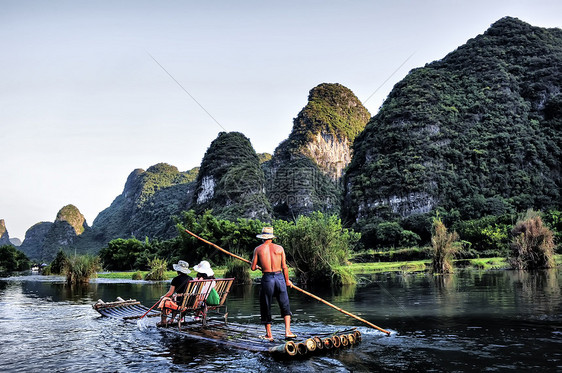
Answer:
[
  {"left": 430, "top": 217, "right": 460, "bottom": 274},
  {"left": 144, "top": 258, "right": 168, "bottom": 280},
  {"left": 224, "top": 260, "right": 252, "bottom": 284},
  {"left": 65, "top": 255, "right": 101, "bottom": 284},
  {"left": 509, "top": 210, "right": 555, "bottom": 269}
]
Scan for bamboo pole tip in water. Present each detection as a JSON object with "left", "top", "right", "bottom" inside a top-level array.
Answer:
[
  {"left": 304, "top": 338, "right": 316, "bottom": 352},
  {"left": 284, "top": 341, "right": 297, "bottom": 356},
  {"left": 313, "top": 336, "right": 323, "bottom": 350},
  {"left": 331, "top": 335, "right": 341, "bottom": 348},
  {"left": 296, "top": 342, "right": 308, "bottom": 355}
]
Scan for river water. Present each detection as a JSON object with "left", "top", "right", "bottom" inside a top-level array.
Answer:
[{"left": 0, "top": 269, "right": 560, "bottom": 372}]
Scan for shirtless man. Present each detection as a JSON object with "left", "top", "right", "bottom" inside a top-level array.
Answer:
[{"left": 251, "top": 226, "right": 296, "bottom": 341}]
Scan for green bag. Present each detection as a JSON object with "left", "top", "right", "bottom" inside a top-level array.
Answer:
[{"left": 207, "top": 287, "right": 220, "bottom": 306}]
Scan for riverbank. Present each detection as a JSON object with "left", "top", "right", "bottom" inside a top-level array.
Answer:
[{"left": 96, "top": 255, "right": 562, "bottom": 280}]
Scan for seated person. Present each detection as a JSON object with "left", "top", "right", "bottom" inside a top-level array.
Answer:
[
  {"left": 194, "top": 260, "right": 215, "bottom": 280},
  {"left": 158, "top": 260, "right": 193, "bottom": 325},
  {"left": 193, "top": 260, "right": 220, "bottom": 313}
]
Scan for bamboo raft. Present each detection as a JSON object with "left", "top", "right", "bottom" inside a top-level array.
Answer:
[{"left": 93, "top": 297, "right": 362, "bottom": 357}]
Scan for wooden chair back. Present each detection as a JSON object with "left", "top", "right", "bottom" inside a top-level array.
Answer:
[{"left": 178, "top": 278, "right": 234, "bottom": 311}]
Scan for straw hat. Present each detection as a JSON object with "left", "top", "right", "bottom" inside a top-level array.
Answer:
[
  {"left": 193, "top": 260, "right": 214, "bottom": 277},
  {"left": 257, "top": 226, "right": 276, "bottom": 240},
  {"left": 172, "top": 260, "right": 191, "bottom": 274}
]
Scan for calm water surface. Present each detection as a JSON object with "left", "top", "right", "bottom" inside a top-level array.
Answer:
[{"left": 0, "top": 269, "right": 560, "bottom": 372}]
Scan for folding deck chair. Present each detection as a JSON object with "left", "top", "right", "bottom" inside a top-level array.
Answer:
[{"left": 161, "top": 278, "right": 235, "bottom": 328}]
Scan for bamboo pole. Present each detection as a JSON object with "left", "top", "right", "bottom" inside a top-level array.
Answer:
[{"left": 184, "top": 228, "right": 392, "bottom": 335}]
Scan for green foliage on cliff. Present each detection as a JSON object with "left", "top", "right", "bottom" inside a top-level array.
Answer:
[
  {"left": 285, "top": 83, "right": 370, "bottom": 151},
  {"left": 56, "top": 204, "right": 86, "bottom": 235},
  {"left": 266, "top": 156, "right": 342, "bottom": 219},
  {"left": 345, "top": 17, "right": 562, "bottom": 231},
  {"left": 267, "top": 83, "right": 369, "bottom": 220},
  {"left": 195, "top": 132, "right": 272, "bottom": 221},
  {"left": 93, "top": 163, "right": 198, "bottom": 243}
]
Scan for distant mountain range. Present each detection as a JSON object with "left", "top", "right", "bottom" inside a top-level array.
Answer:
[{"left": 6, "top": 17, "right": 560, "bottom": 262}]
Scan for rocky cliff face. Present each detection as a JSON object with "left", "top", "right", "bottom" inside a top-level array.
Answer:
[
  {"left": 92, "top": 163, "right": 197, "bottom": 242},
  {"left": 0, "top": 219, "right": 11, "bottom": 246},
  {"left": 18, "top": 205, "right": 89, "bottom": 261},
  {"left": 194, "top": 132, "right": 272, "bottom": 221},
  {"left": 18, "top": 222, "right": 53, "bottom": 261},
  {"left": 265, "top": 83, "right": 370, "bottom": 219},
  {"left": 344, "top": 17, "right": 562, "bottom": 225},
  {"left": 56, "top": 205, "right": 87, "bottom": 235}
]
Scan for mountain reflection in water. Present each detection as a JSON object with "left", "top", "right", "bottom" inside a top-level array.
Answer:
[{"left": 0, "top": 270, "right": 560, "bottom": 372}]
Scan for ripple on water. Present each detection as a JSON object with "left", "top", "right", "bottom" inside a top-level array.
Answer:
[{"left": 1, "top": 271, "right": 561, "bottom": 372}]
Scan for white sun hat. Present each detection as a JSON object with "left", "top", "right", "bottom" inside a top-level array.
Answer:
[
  {"left": 172, "top": 260, "right": 191, "bottom": 274},
  {"left": 193, "top": 260, "right": 214, "bottom": 277}
]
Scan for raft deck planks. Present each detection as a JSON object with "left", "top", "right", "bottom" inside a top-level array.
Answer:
[{"left": 93, "top": 298, "right": 362, "bottom": 357}]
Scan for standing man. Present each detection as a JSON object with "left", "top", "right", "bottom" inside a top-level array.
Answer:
[{"left": 251, "top": 226, "right": 296, "bottom": 341}]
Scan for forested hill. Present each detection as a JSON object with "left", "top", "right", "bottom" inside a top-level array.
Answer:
[{"left": 344, "top": 17, "right": 562, "bottom": 226}]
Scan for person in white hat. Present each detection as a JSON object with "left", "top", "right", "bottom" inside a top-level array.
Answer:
[
  {"left": 193, "top": 260, "right": 215, "bottom": 279},
  {"left": 158, "top": 260, "right": 193, "bottom": 326},
  {"left": 251, "top": 227, "right": 296, "bottom": 341},
  {"left": 193, "top": 260, "right": 219, "bottom": 315}
]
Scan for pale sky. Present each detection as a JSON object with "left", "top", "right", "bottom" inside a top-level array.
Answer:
[{"left": 1, "top": 0, "right": 561, "bottom": 240}]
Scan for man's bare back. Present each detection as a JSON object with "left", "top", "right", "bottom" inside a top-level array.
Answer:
[{"left": 252, "top": 241, "right": 285, "bottom": 273}]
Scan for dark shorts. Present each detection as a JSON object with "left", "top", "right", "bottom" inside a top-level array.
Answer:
[{"left": 259, "top": 272, "right": 292, "bottom": 324}]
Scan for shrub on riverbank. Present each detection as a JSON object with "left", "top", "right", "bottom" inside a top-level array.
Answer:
[
  {"left": 430, "top": 217, "right": 461, "bottom": 274},
  {"left": 509, "top": 210, "right": 555, "bottom": 269},
  {"left": 274, "top": 212, "right": 359, "bottom": 285},
  {"left": 224, "top": 260, "right": 251, "bottom": 284},
  {"left": 65, "top": 255, "right": 100, "bottom": 284},
  {"left": 0, "top": 245, "right": 30, "bottom": 273},
  {"left": 50, "top": 250, "right": 69, "bottom": 274},
  {"left": 132, "top": 271, "right": 143, "bottom": 280},
  {"left": 144, "top": 258, "right": 167, "bottom": 280}
]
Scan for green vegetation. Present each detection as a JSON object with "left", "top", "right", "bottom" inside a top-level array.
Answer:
[
  {"left": 344, "top": 17, "right": 562, "bottom": 240},
  {"left": 266, "top": 156, "right": 342, "bottom": 219},
  {"left": 65, "top": 255, "right": 101, "bottom": 284},
  {"left": 509, "top": 210, "right": 556, "bottom": 269},
  {"left": 266, "top": 83, "right": 370, "bottom": 220},
  {"left": 195, "top": 131, "right": 272, "bottom": 221},
  {"left": 49, "top": 249, "right": 69, "bottom": 274},
  {"left": 92, "top": 163, "right": 198, "bottom": 244},
  {"left": 224, "top": 261, "right": 252, "bottom": 284},
  {"left": 131, "top": 271, "right": 143, "bottom": 280},
  {"left": 430, "top": 217, "right": 461, "bottom": 273},
  {"left": 0, "top": 245, "right": 30, "bottom": 273},
  {"left": 99, "top": 238, "right": 155, "bottom": 271},
  {"left": 144, "top": 258, "right": 168, "bottom": 281},
  {"left": 56, "top": 204, "right": 86, "bottom": 235},
  {"left": 273, "top": 212, "right": 359, "bottom": 285},
  {"left": 285, "top": 83, "right": 370, "bottom": 150}
]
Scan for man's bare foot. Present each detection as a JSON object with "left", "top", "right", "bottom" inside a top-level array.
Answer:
[
  {"left": 259, "top": 335, "right": 274, "bottom": 342},
  {"left": 285, "top": 333, "right": 297, "bottom": 339}
]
